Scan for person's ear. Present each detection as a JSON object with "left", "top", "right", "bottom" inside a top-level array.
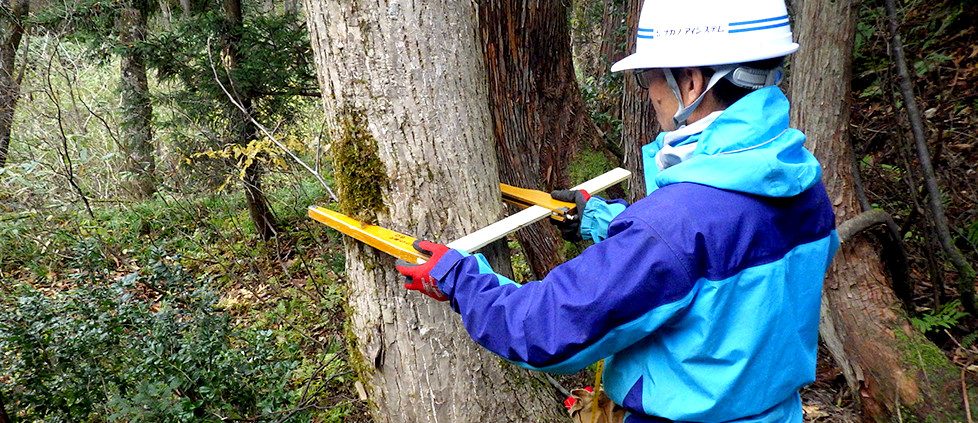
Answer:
[{"left": 680, "top": 67, "right": 706, "bottom": 107}]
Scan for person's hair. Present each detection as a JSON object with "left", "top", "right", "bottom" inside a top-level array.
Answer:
[{"left": 701, "top": 57, "right": 786, "bottom": 107}]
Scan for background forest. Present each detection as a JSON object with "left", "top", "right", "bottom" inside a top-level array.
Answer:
[{"left": 0, "top": 0, "right": 975, "bottom": 421}]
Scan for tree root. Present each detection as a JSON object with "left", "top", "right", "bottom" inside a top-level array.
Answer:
[{"left": 838, "top": 209, "right": 914, "bottom": 311}]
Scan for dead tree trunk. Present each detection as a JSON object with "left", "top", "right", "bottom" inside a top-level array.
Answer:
[
  {"left": 480, "top": 0, "right": 606, "bottom": 279},
  {"left": 791, "top": 0, "right": 972, "bottom": 419},
  {"left": 0, "top": 0, "right": 27, "bottom": 171},
  {"left": 304, "top": 0, "right": 567, "bottom": 421}
]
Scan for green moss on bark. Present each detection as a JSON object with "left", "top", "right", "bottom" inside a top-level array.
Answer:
[
  {"left": 332, "top": 105, "right": 388, "bottom": 223},
  {"left": 343, "top": 307, "right": 377, "bottom": 411},
  {"left": 893, "top": 327, "right": 975, "bottom": 422}
]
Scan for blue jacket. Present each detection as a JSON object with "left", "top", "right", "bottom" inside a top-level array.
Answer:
[{"left": 429, "top": 87, "right": 838, "bottom": 422}]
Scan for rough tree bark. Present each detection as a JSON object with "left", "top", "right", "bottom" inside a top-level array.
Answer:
[
  {"left": 222, "top": 0, "right": 277, "bottom": 240},
  {"left": 570, "top": 0, "right": 627, "bottom": 147},
  {"left": 568, "top": 0, "right": 654, "bottom": 202},
  {"left": 118, "top": 0, "right": 157, "bottom": 198},
  {"left": 618, "top": 0, "right": 658, "bottom": 202},
  {"left": 480, "top": 0, "right": 605, "bottom": 279},
  {"left": 790, "top": 0, "right": 972, "bottom": 419},
  {"left": 0, "top": 0, "right": 27, "bottom": 171},
  {"left": 304, "top": 0, "right": 566, "bottom": 421}
]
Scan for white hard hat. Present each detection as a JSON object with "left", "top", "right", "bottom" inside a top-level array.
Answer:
[{"left": 611, "top": 0, "right": 799, "bottom": 72}]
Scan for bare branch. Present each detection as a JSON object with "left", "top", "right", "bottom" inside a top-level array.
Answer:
[
  {"left": 204, "top": 37, "right": 337, "bottom": 203},
  {"left": 44, "top": 38, "right": 96, "bottom": 221}
]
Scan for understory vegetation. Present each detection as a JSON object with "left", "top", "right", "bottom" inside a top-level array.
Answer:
[
  {"left": 1, "top": 179, "right": 363, "bottom": 421},
  {"left": 0, "top": 1, "right": 365, "bottom": 420},
  {"left": 0, "top": 0, "right": 975, "bottom": 421},
  {"left": 852, "top": 0, "right": 978, "bottom": 338}
]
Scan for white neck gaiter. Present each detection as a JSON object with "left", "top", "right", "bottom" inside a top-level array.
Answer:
[{"left": 655, "top": 111, "right": 723, "bottom": 171}]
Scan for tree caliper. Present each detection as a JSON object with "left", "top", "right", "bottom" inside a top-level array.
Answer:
[{"left": 308, "top": 168, "right": 631, "bottom": 263}]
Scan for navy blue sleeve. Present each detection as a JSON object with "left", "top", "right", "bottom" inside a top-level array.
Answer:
[{"left": 431, "top": 216, "right": 696, "bottom": 374}]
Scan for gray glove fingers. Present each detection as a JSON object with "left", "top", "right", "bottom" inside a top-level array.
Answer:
[
  {"left": 550, "top": 189, "right": 577, "bottom": 203},
  {"left": 411, "top": 239, "right": 434, "bottom": 256}
]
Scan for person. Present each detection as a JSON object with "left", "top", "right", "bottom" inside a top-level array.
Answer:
[{"left": 396, "top": 0, "right": 839, "bottom": 421}]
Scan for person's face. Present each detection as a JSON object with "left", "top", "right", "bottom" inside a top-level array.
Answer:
[
  {"left": 635, "top": 68, "right": 680, "bottom": 131},
  {"left": 635, "top": 67, "right": 711, "bottom": 131}
]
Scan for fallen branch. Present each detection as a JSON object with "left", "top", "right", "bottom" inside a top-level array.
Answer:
[
  {"left": 545, "top": 373, "right": 570, "bottom": 398},
  {"left": 837, "top": 209, "right": 914, "bottom": 308},
  {"left": 838, "top": 209, "right": 895, "bottom": 243}
]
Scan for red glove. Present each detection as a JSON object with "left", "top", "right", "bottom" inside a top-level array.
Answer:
[
  {"left": 564, "top": 386, "right": 594, "bottom": 410},
  {"left": 395, "top": 240, "right": 450, "bottom": 301}
]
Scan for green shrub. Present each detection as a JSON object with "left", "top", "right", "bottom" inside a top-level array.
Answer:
[{"left": 0, "top": 249, "right": 304, "bottom": 422}]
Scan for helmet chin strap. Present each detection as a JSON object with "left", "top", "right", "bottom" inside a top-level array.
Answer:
[
  {"left": 664, "top": 64, "right": 785, "bottom": 128},
  {"left": 664, "top": 65, "right": 735, "bottom": 128}
]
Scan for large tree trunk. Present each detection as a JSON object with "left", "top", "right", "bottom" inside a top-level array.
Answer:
[
  {"left": 480, "top": 0, "right": 606, "bottom": 279},
  {"left": 791, "top": 0, "right": 971, "bottom": 420},
  {"left": 304, "top": 0, "right": 566, "bottom": 421},
  {"left": 618, "top": 0, "right": 657, "bottom": 202},
  {"left": 0, "top": 0, "right": 27, "bottom": 171},
  {"left": 118, "top": 0, "right": 157, "bottom": 199},
  {"left": 223, "top": 0, "right": 277, "bottom": 240}
]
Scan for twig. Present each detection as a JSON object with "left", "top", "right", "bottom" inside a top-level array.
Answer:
[
  {"left": 895, "top": 387, "right": 903, "bottom": 423},
  {"left": 204, "top": 37, "right": 337, "bottom": 203},
  {"left": 544, "top": 373, "right": 570, "bottom": 398},
  {"left": 76, "top": 94, "right": 122, "bottom": 150},
  {"left": 43, "top": 39, "right": 96, "bottom": 221},
  {"left": 965, "top": 367, "right": 974, "bottom": 423},
  {"left": 945, "top": 329, "right": 964, "bottom": 350}
]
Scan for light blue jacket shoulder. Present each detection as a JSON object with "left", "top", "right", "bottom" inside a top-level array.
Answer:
[{"left": 643, "top": 86, "right": 822, "bottom": 198}]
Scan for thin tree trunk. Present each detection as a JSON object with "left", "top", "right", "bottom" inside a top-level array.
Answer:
[
  {"left": 118, "top": 0, "right": 157, "bottom": 198},
  {"left": 304, "top": 0, "right": 566, "bottom": 420},
  {"left": 481, "top": 0, "right": 606, "bottom": 279},
  {"left": 223, "top": 0, "right": 277, "bottom": 240},
  {"left": 883, "top": 0, "right": 977, "bottom": 314},
  {"left": 791, "top": 0, "right": 971, "bottom": 419},
  {"left": 619, "top": 0, "right": 657, "bottom": 202},
  {"left": 0, "top": 0, "right": 28, "bottom": 171}
]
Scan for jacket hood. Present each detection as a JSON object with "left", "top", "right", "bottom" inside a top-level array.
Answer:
[{"left": 642, "top": 86, "right": 821, "bottom": 198}]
